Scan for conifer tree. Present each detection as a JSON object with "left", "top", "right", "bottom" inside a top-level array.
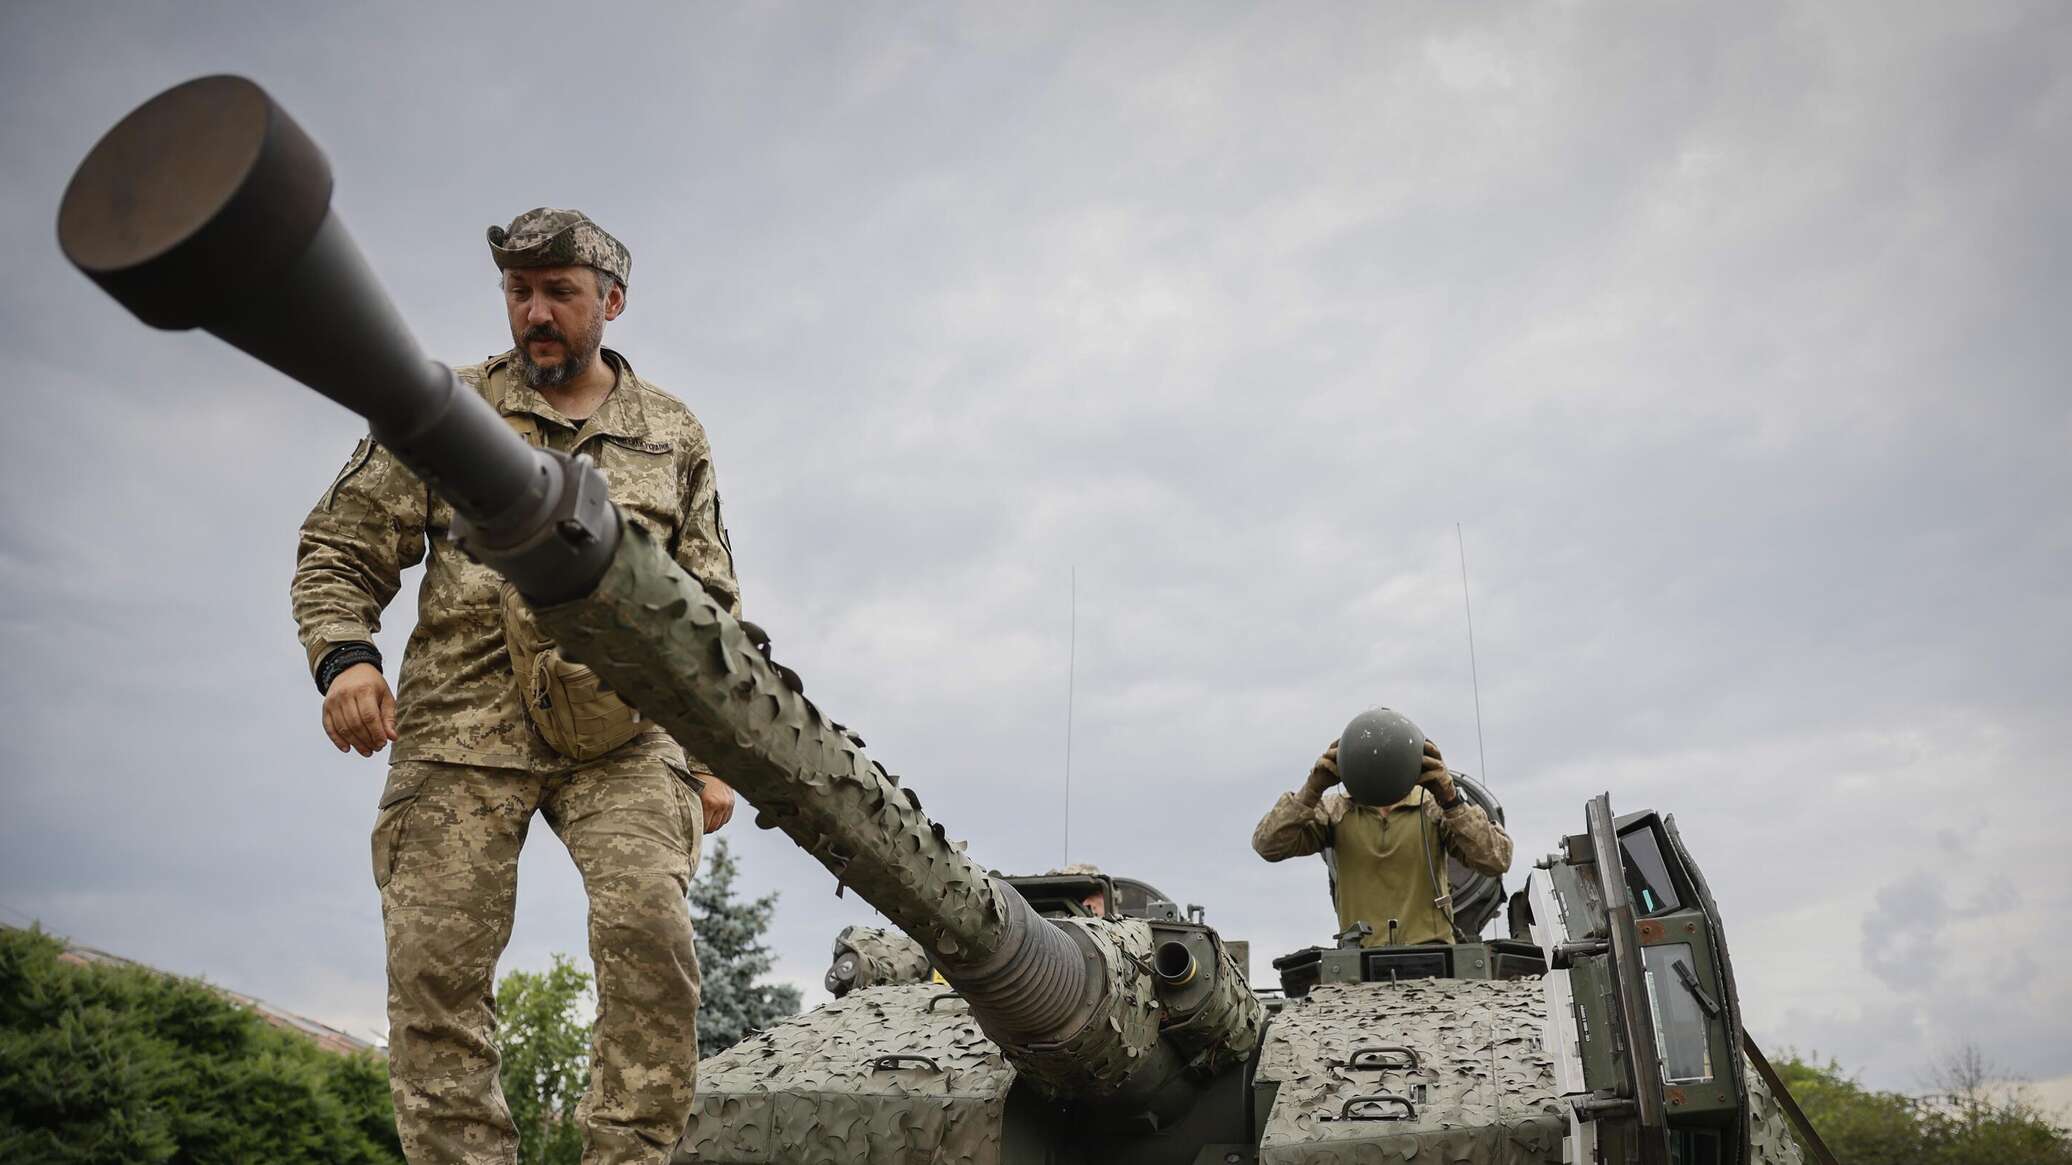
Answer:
[{"left": 688, "top": 839, "right": 801, "bottom": 1057}]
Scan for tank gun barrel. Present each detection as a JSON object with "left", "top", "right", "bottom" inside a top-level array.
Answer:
[{"left": 58, "top": 75, "right": 1261, "bottom": 1104}]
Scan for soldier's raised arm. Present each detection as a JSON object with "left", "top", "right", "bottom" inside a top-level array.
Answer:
[
  {"left": 1437, "top": 800, "right": 1513, "bottom": 875},
  {"left": 1252, "top": 741, "right": 1341, "bottom": 861},
  {"left": 291, "top": 437, "right": 428, "bottom": 756},
  {"left": 1418, "top": 740, "right": 1514, "bottom": 875}
]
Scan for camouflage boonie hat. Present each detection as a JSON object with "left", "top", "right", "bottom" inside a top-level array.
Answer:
[{"left": 486, "top": 208, "right": 631, "bottom": 286}]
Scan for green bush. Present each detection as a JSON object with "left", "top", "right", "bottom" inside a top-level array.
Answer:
[
  {"left": 1777, "top": 1050, "right": 2072, "bottom": 1165},
  {"left": 490, "top": 839, "right": 804, "bottom": 1163},
  {"left": 0, "top": 926, "right": 402, "bottom": 1165}
]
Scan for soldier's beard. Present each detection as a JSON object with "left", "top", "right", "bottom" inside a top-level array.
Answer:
[{"left": 516, "top": 319, "right": 605, "bottom": 388}]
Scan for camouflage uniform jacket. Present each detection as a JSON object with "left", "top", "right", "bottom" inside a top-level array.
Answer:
[
  {"left": 1253, "top": 784, "right": 1513, "bottom": 944},
  {"left": 291, "top": 348, "right": 740, "bottom": 772}
]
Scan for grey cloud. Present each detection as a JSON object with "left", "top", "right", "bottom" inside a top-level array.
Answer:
[{"left": 1861, "top": 874, "right": 1950, "bottom": 991}]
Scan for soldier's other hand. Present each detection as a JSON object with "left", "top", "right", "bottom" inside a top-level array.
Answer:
[
  {"left": 1303, "top": 740, "right": 1342, "bottom": 799},
  {"left": 322, "top": 663, "right": 397, "bottom": 758},
  {"left": 700, "top": 776, "right": 736, "bottom": 833},
  {"left": 1418, "top": 739, "right": 1455, "bottom": 800}
]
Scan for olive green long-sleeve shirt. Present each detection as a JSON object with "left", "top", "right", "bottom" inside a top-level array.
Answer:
[
  {"left": 1252, "top": 783, "right": 1513, "bottom": 946},
  {"left": 291, "top": 348, "right": 740, "bottom": 772}
]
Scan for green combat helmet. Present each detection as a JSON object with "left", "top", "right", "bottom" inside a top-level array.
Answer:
[
  {"left": 1339, "top": 707, "right": 1427, "bottom": 806},
  {"left": 61, "top": 75, "right": 1841, "bottom": 1165}
]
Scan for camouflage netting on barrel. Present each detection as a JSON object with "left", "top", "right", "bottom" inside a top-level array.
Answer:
[{"left": 537, "top": 524, "right": 1263, "bottom": 1100}]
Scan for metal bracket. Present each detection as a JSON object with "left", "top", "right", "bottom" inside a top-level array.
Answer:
[{"left": 1671, "top": 958, "right": 1722, "bottom": 1018}]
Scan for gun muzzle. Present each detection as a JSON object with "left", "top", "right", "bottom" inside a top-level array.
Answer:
[{"left": 56, "top": 75, "right": 614, "bottom": 601}]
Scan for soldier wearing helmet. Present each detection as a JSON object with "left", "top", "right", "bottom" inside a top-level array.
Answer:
[
  {"left": 292, "top": 209, "right": 739, "bottom": 1164},
  {"left": 1252, "top": 708, "right": 1512, "bottom": 948}
]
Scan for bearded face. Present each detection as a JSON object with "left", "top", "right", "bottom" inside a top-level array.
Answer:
[
  {"left": 502, "top": 267, "right": 615, "bottom": 388},
  {"left": 515, "top": 314, "right": 604, "bottom": 388}
]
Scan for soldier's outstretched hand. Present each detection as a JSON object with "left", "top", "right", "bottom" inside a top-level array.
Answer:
[
  {"left": 1418, "top": 738, "right": 1455, "bottom": 800},
  {"left": 322, "top": 663, "right": 398, "bottom": 757}
]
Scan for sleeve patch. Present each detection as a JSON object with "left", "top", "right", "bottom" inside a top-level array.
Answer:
[{"left": 321, "top": 436, "right": 376, "bottom": 511}]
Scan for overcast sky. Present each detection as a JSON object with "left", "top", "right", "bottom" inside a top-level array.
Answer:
[{"left": 3, "top": 0, "right": 2067, "bottom": 1109}]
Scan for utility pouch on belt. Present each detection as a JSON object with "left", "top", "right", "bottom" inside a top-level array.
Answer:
[{"left": 497, "top": 410, "right": 646, "bottom": 761}]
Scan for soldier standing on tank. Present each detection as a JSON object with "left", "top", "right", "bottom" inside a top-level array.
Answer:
[
  {"left": 292, "top": 209, "right": 738, "bottom": 1165},
  {"left": 1252, "top": 714, "right": 1513, "bottom": 948}
]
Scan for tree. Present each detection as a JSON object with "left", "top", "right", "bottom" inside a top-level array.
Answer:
[
  {"left": 1916, "top": 1045, "right": 2072, "bottom": 1165},
  {"left": 494, "top": 955, "right": 589, "bottom": 1165},
  {"left": 1773, "top": 1053, "right": 1926, "bottom": 1165},
  {"left": 0, "top": 925, "right": 402, "bottom": 1164},
  {"left": 689, "top": 839, "right": 802, "bottom": 1057},
  {"left": 1776, "top": 1047, "right": 2072, "bottom": 1165},
  {"left": 489, "top": 841, "right": 798, "bottom": 1162}
]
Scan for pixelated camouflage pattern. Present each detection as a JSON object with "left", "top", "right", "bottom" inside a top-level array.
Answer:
[
  {"left": 503, "top": 579, "right": 648, "bottom": 761},
  {"left": 1255, "top": 979, "right": 1565, "bottom": 1164},
  {"left": 534, "top": 526, "right": 1263, "bottom": 1099},
  {"left": 488, "top": 207, "right": 632, "bottom": 285},
  {"left": 1253, "top": 786, "right": 1513, "bottom": 946},
  {"left": 375, "top": 754, "right": 704, "bottom": 1165},
  {"left": 831, "top": 925, "right": 934, "bottom": 989},
  {"left": 292, "top": 349, "right": 739, "bottom": 772},
  {"left": 678, "top": 984, "right": 1013, "bottom": 1165}
]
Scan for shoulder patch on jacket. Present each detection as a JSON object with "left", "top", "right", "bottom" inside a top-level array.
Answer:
[{"left": 321, "top": 437, "right": 377, "bottom": 510}]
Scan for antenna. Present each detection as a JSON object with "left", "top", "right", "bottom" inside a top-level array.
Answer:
[
  {"left": 1063, "top": 566, "right": 1077, "bottom": 863},
  {"left": 1456, "top": 524, "right": 1489, "bottom": 786}
]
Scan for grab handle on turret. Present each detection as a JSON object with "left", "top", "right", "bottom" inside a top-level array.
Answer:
[
  {"left": 1346, "top": 1045, "right": 1421, "bottom": 1072},
  {"left": 871, "top": 1054, "right": 943, "bottom": 1075},
  {"left": 1333, "top": 1094, "right": 1417, "bottom": 1121}
]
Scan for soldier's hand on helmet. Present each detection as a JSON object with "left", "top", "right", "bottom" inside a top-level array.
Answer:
[
  {"left": 323, "top": 663, "right": 397, "bottom": 757},
  {"left": 1417, "top": 739, "right": 1456, "bottom": 801},
  {"left": 700, "top": 776, "right": 736, "bottom": 833},
  {"left": 1302, "top": 740, "right": 1342, "bottom": 801}
]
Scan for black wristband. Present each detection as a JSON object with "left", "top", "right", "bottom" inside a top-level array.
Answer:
[{"left": 316, "top": 643, "right": 383, "bottom": 694}]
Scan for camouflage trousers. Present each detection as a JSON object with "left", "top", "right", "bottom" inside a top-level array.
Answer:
[{"left": 372, "top": 755, "right": 705, "bottom": 1165}]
